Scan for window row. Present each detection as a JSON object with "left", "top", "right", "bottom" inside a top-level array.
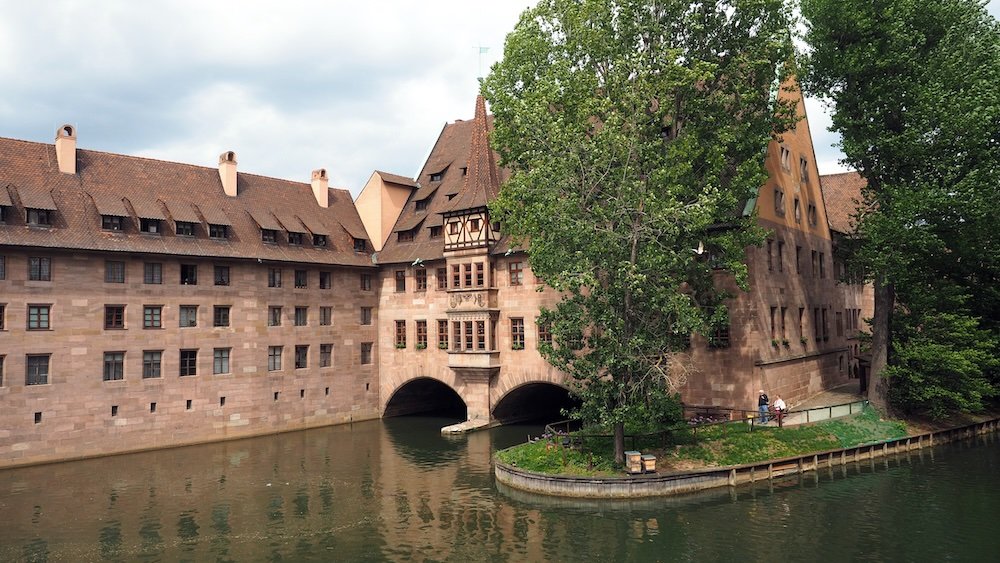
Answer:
[
  {"left": 768, "top": 306, "right": 839, "bottom": 345},
  {"left": 765, "top": 241, "right": 828, "bottom": 278},
  {"left": 391, "top": 317, "right": 552, "bottom": 351},
  {"left": 390, "top": 260, "right": 537, "bottom": 293},
  {"left": 0, "top": 304, "right": 338, "bottom": 330},
  {"left": 0, "top": 256, "right": 346, "bottom": 289}
]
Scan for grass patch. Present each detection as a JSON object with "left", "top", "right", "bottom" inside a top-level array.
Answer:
[{"left": 497, "top": 406, "right": 909, "bottom": 475}]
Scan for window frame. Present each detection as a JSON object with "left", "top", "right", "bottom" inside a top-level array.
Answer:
[
  {"left": 104, "top": 304, "right": 125, "bottom": 330},
  {"left": 179, "top": 349, "right": 198, "bottom": 377},
  {"left": 103, "top": 351, "right": 125, "bottom": 381}
]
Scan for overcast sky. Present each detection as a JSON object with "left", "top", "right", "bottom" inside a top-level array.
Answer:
[{"left": 2, "top": 1, "right": 998, "bottom": 197}]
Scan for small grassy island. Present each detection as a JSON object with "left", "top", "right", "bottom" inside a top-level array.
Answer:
[{"left": 497, "top": 408, "right": 909, "bottom": 477}]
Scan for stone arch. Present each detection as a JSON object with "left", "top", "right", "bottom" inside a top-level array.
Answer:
[
  {"left": 382, "top": 375, "right": 466, "bottom": 419},
  {"left": 491, "top": 381, "right": 580, "bottom": 424}
]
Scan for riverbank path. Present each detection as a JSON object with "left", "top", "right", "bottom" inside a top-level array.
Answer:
[{"left": 773, "top": 379, "right": 866, "bottom": 427}]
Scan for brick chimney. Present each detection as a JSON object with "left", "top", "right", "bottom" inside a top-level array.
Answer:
[
  {"left": 55, "top": 124, "right": 76, "bottom": 174},
  {"left": 219, "top": 151, "right": 238, "bottom": 197},
  {"left": 311, "top": 168, "right": 329, "bottom": 208}
]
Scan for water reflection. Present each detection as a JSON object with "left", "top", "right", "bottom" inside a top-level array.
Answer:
[{"left": 0, "top": 421, "right": 996, "bottom": 561}]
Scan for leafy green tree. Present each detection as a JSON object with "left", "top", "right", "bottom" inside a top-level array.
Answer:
[
  {"left": 802, "top": 0, "right": 1000, "bottom": 415},
  {"left": 483, "top": 0, "right": 796, "bottom": 462}
]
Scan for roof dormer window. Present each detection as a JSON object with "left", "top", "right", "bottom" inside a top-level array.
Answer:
[
  {"left": 313, "top": 234, "right": 327, "bottom": 247},
  {"left": 102, "top": 215, "right": 125, "bottom": 231},
  {"left": 430, "top": 172, "right": 443, "bottom": 182},
  {"left": 27, "top": 208, "right": 52, "bottom": 227},
  {"left": 416, "top": 199, "right": 428, "bottom": 212},
  {"left": 1, "top": 205, "right": 9, "bottom": 224},
  {"left": 430, "top": 225, "right": 443, "bottom": 238},
  {"left": 353, "top": 238, "right": 367, "bottom": 253},
  {"left": 288, "top": 232, "right": 304, "bottom": 246},
  {"left": 398, "top": 230, "right": 414, "bottom": 243},
  {"left": 209, "top": 224, "right": 228, "bottom": 239},
  {"left": 175, "top": 221, "right": 196, "bottom": 237},
  {"left": 262, "top": 229, "right": 278, "bottom": 244},
  {"left": 140, "top": 218, "right": 161, "bottom": 234}
]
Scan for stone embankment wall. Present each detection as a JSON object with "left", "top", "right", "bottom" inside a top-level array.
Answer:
[{"left": 495, "top": 418, "right": 1000, "bottom": 499}]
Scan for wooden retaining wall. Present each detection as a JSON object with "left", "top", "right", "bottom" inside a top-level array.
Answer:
[{"left": 495, "top": 417, "right": 1000, "bottom": 499}]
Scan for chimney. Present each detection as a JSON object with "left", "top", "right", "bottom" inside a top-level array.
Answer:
[
  {"left": 311, "top": 168, "right": 329, "bottom": 208},
  {"left": 219, "top": 151, "right": 238, "bottom": 197},
  {"left": 55, "top": 124, "right": 77, "bottom": 174}
]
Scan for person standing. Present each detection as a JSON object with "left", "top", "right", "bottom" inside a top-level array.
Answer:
[
  {"left": 773, "top": 395, "right": 787, "bottom": 427},
  {"left": 758, "top": 390, "right": 769, "bottom": 424}
]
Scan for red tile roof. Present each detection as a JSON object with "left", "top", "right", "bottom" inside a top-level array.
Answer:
[
  {"left": 377, "top": 99, "right": 512, "bottom": 265},
  {"left": 441, "top": 96, "right": 500, "bottom": 214},
  {"left": 819, "top": 171, "right": 867, "bottom": 234},
  {"left": 0, "top": 136, "right": 373, "bottom": 267}
]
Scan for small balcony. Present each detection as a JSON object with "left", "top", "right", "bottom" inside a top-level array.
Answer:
[{"left": 448, "top": 350, "right": 501, "bottom": 371}]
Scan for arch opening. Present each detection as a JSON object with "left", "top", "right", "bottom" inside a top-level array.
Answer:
[
  {"left": 492, "top": 383, "right": 580, "bottom": 425},
  {"left": 383, "top": 377, "right": 466, "bottom": 419}
]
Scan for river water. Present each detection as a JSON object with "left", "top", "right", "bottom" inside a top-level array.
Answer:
[{"left": 1, "top": 416, "right": 998, "bottom": 562}]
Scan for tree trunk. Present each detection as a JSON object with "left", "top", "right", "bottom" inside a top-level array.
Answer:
[
  {"left": 869, "top": 278, "right": 894, "bottom": 412},
  {"left": 613, "top": 422, "right": 625, "bottom": 465}
]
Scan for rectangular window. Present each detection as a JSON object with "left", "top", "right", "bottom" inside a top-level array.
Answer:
[
  {"left": 143, "top": 305, "right": 162, "bottom": 328},
  {"left": 776, "top": 241, "right": 784, "bottom": 273},
  {"left": 28, "top": 257, "right": 51, "bottom": 281},
  {"left": 822, "top": 308, "right": 829, "bottom": 340},
  {"left": 319, "top": 306, "right": 332, "bottom": 326},
  {"left": 416, "top": 269, "right": 427, "bottom": 291},
  {"left": 313, "top": 234, "right": 328, "bottom": 247},
  {"left": 319, "top": 344, "right": 332, "bottom": 367},
  {"left": 511, "top": 318, "right": 525, "bottom": 349},
  {"left": 214, "top": 265, "right": 230, "bottom": 286},
  {"left": 397, "top": 230, "right": 414, "bottom": 243},
  {"left": 767, "top": 239, "right": 773, "bottom": 271},
  {"left": 416, "top": 199, "right": 428, "bottom": 211},
  {"left": 209, "top": 224, "right": 228, "bottom": 239},
  {"left": 104, "top": 305, "right": 125, "bottom": 329},
  {"left": 463, "top": 264, "right": 472, "bottom": 287},
  {"left": 476, "top": 320, "right": 486, "bottom": 350},
  {"left": 104, "top": 261, "right": 125, "bottom": 283},
  {"left": 538, "top": 320, "right": 552, "bottom": 346},
  {"left": 294, "top": 269, "right": 307, "bottom": 288},
  {"left": 27, "top": 304, "right": 50, "bottom": 330},
  {"left": 360, "top": 307, "right": 372, "bottom": 325},
  {"left": 360, "top": 342, "right": 373, "bottom": 365},
  {"left": 836, "top": 311, "right": 844, "bottom": 337},
  {"left": 295, "top": 306, "right": 308, "bottom": 326},
  {"left": 175, "top": 221, "right": 195, "bottom": 236},
  {"left": 509, "top": 262, "right": 523, "bottom": 286},
  {"left": 102, "top": 215, "right": 124, "bottom": 231},
  {"left": 268, "top": 268, "right": 282, "bottom": 288},
  {"left": 779, "top": 146, "right": 791, "bottom": 171},
  {"left": 262, "top": 229, "right": 277, "bottom": 243},
  {"left": 452, "top": 321, "right": 461, "bottom": 351},
  {"left": 143, "top": 351, "right": 162, "bottom": 379},
  {"left": 438, "top": 319, "right": 449, "bottom": 350},
  {"left": 26, "top": 354, "right": 49, "bottom": 385},
  {"left": 0, "top": 304, "right": 5, "bottom": 331},
  {"left": 416, "top": 320, "right": 427, "bottom": 349},
  {"left": 103, "top": 352, "right": 125, "bottom": 381},
  {"left": 774, "top": 189, "right": 785, "bottom": 215},
  {"left": 430, "top": 225, "right": 443, "bottom": 238},
  {"left": 144, "top": 262, "right": 162, "bottom": 284},
  {"left": 464, "top": 320, "right": 474, "bottom": 350},
  {"left": 395, "top": 270, "right": 406, "bottom": 292},
  {"left": 180, "top": 305, "right": 198, "bottom": 327},
  {"left": 795, "top": 246, "right": 802, "bottom": 274},
  {"left": 360, "top": 273, "right": 372, "bottom": 291},
  {"left": 268, "top": 306, "right": 282, "bottom": 327},
  {"left": 268, "top": 346, "right": 283, "bottom": 371},
  {"left": 799, "top": 157, "right": 809, "bottom": 182},
  {"left": 319, "top": 271, "right": 332, "bottom": 289},
  {"left": 469, "top": 218, "right": 481, "bottom": 232},
  {"left": 27, "top": 208, "right": 52, "bottom": 226},
  {"left": 475, "top": 263, "right": 484, "bottom": 287},
  {"left": 811, "top": 250, "right": 819, "bottom": 277},
  {"left": 0, "top": 256, "right": 5, "bottom": 280},
  {"left": 814, "top": 308, "right": 821, "bottom": 340},
  {"left": 295, "top": 345, "right": 308, "bottom": 369},
  {"left": 354, "top": 238, "right": 367, "bottom": 253},
  {"left": 799, "top": 308, "right": 806, "bottom": 339},
  {"left": 794, "top": 198, "right": 802, "bottom": 222},
  {"left": 140, "top": 218, "right": 161, "bottom": 234},
  {"left": 770, "top": 306, "right": 778, "bottom": 340},
  {"left": 180, "top": 264, "right": 197, "bottom": 285},
  {"left": 819, "top": 253, "right": 826, "bottom": 278},
  {"left": 395, "top": 320, "right": 406, "bottom": 348},
  {"left": 452, "top": 265, "right": 461, "bottom": 288},
  {"left": 213, "top": 306, "right": 230, "bottom": 327},
  {"left": 448, "top": 221, "right": 459, "bottom": 235},
  {"left": 780, "top": 307, "right": 787, "bottom": 339},
  {"left": 179, "top": 349, "right": 198, "bottom": 376},
  {"left": 288, "top": 232, "right": 304, "bottom": 245},
  {"left": 437, "top": 268, "right": 447, "bottom": 290},
  {"left": 213, "top": 348, "right": 230, "bottom": 374}
]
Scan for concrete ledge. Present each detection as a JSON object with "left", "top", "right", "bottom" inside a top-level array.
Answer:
[{"left": 495, "top": 417, "right": 1000, "bottom": 499}]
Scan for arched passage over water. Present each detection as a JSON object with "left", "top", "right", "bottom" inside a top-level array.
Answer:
[
  {"left": 383, "top": 377, "right": 467, "bottom": 419},
  {"left": 492, "top": 383, "right": 580, "bottom": 424}
]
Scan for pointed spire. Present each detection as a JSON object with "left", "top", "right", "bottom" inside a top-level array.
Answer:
[{"left": 442, "top": 95, "right": 500, "bottom": 213}]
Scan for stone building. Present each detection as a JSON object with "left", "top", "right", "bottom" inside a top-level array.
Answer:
[{"left": 0, "top": 92, "right": 871, "bottom": 468}]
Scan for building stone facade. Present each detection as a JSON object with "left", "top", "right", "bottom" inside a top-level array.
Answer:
[{"left": 1, "top": 90, "right": 871, "bottom": 468}]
